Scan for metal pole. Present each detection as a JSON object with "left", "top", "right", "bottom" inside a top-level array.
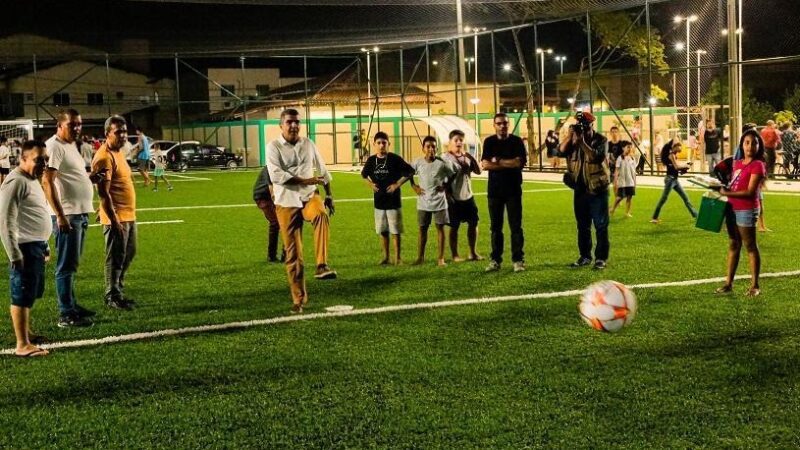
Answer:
[
  {"left": 174, "top": 54, "right": 183, "bottom": 144},
  {"left": 303, "top": 56, "right": 310, "bottom": 137},
  {"left": 727, "top": 0, "right": 741, "bottom": 148},
  {"left": 646, "top": 1, "right": 655, "bottom": 175},
  {"left": 366, "top": 51, "right": 371, "bottom": 115},
  {"left": 456, "top": 0, "right": 468, "bottom": 118},
  {"left": 331, "top": 102, "right": 338, "bottom": 164},
  {"left": 586, "top": 11, "right": 594, "bottom": 113},
  {"left": 686, "top": 20, "right": 691, "bottom": 140},
  {"left": 696, "top": 51, "right": 702, "bottom": 115},
  {"left": 32, "top": 54, "right": 39, "bottom": 125},
  {"left": 534, "top": 23, "right": 543, "bottom": 170},
  {"left": 400, "top": 48, "right": 405, "bottom": 158},
  {"left": 105, "top": 54, "right": 112, "bottom": 116},
  {"left": 453, "top": 42, "right": 460, "bottom": 116},
  {"left": 355, "top": 57, "right": 363, "bottom": 166},
  {"left": 491, "top": 31, "right": 498, "bottom": 115},
  {"left": 375, "top": 50, "right": 381, "bottom": 130},
  {"left": 240, "top": 55, "right": 248, "bottom": 167},
  {"left": 473, "top": 30, "right": 479, "bottom": 155},
  {"left": 425, "top": 42, "right": 432, "bottom": 120}
]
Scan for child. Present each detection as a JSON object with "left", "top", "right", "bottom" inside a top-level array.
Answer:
[
  {"left": 411, "top": 136, "right": 456, "bottom": 267},
  {"left": 442, "top": 130, "right": 482, "bottom": 262},
  {"left": 650, "top": 140, "right": 697, "bottom": 224},
  {"left": 610, "top": 142, "right": 637, "bottom": 217},
  {"left": 361, "top": 131, "right": 414, "bottom": 265},
  {"left": 253, "top": 164, "right": 282, "bottom": 262},
  {"left": 151, "top": 146, "right": 173, "bottom": 192},
  {"left": 0, "top": 140, "right": 52, "bottom": 357}
]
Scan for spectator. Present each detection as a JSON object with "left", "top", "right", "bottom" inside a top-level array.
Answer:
[
  {"left": 687, "top": 130, "right": 698, "bottom": 162},
  {"left": 760, "top": 120, "right": 781, "bottom": 179},
  {"left": 151, "top": 146, "right": 173, "bottom": 192},
  {"left": 779, "top": 122, "right": 799, "bottom": 179},
  {"left": 0, "top": 140, "right": 51, "bottom": 357},
  {"left": 92, "top": 115, "right": 138, "bottom": 311},
  {"left": 0, "top": 136, "right": 10, "bottom": 184},
  {"left": 650, "top": 140, "right": 697, "bottom": 224},
  {"left": 717, "top": 129, "right": 766, "bottom": 297},
  {"left": 42, "top": 109, "right": 96, "bottom": 327},
  {"left": 411, "top": 136, "right": 456, "bottom": 267},
  {"left": 442, "top": 129, "right": 482, "bottom": 262},
  {"left": 607, "top": 126, "right": 626, "bottom": 199},
  {"left": 545, "top": 129, "right": 560, "bottom": 169},
  {"left": 267, "top": 109, "right": 337, "bottom": 314},
  {"left": 609, "top": 142, "right": 637, "bottom": 218},
  {"left": 79, "top": 135, "right": 94, "bottom": 172},
  {"left": 557, "top": 111, "right": 611, "bottom": 270},
  {"left": 704, "top": 119, "right": 722, "bottom": 174},
  {"left": 135, "top": 129, "right": 152, "bottom": 187},
  {"left": 361, "top": 131, "right": 414, "bottom": 266},
  {"left": 481, "top": 113, "right": 527, "bottom": 273},
  {"left": 353, "top": 128, "right": 367, "bottom": 164}
]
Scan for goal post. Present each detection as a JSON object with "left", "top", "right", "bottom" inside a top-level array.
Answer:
[{"left": 0, "top": 120, "right": 34, "bottom": 143}]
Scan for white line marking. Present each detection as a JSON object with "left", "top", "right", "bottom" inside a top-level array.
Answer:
[
  {"left": 136, "top": 178, "right": 212, "bottom": 183},
  {"left": 89, "top": 220, "right": 184, "bottom": 228},
  {"left": 4, "top": 269, "right": 798, "bottom": 355},
  {"left": 135, "top": 189, "right": 570, "bottom": 212},
  {"left": 168, "top": 174, "right": 212, "bottom": 180}
]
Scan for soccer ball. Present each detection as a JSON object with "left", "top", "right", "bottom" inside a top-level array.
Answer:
[{"left": 578, "top": 280, "right": 637, "bottom": 332}]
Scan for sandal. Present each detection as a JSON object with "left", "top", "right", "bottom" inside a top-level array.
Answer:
[
  {"left": 746, "top": 288, "right": 761, "bottom": 297},
  {"left": 715, "top": 285, "right": 733, "bottom": 294}
]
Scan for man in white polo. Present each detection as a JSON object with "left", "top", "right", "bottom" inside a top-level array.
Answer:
[
  {"left": 267, "top": 108, "right": 336, "bottom": 314},
  {"left": 42, "top": 109, "right": 96, "bottom": 328}
]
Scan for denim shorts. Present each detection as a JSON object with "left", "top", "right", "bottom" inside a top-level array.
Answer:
[
  {"left": 9, "top": 241, "right": 48, "bottom": 308},
  {"left": 733, "top": 208, "right": 760, "bottom": 228}
]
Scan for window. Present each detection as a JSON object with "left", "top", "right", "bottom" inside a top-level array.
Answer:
[
  {"left": 87, "top": 93, "right": 104, "bottom": 106},
  {"left": 256, "top": 84, "right": 270, "bottom": 97},
  {"left": 24, "top": 93, "right": 34, "bottom": 103},
  {"left": 53, "top": 92, "right": 70, "bottom": 106},
  {"left": 220, "top": 84, "right": 236, "bottom": 98},
  {"left": 116, "top": 91, "right": 124, "bottom": 100}
]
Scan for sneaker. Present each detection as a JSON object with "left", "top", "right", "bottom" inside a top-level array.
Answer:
[
  {"left": 58, "top": 313, "right": 94, "bottom": 328},
  {"left": 513, "top": 261, "right": 526, "bottom": 272},
  {"left": 570, "top": 257, "right": 592, "bottom": 268},
  {"left": 168, "top": 186, "right": 174, "bottom": 191},
  {"left": 152, "top": 188, "right": 158, "bottom": 192},
  {"left": 593, "top": 260, "right": 607, "bottom": 270},
  {"left": 73, "top": 304, "right": 97, "bottom": 318},
  {"left": 649, "top": 218, "right": 661, "bottom": 224},
  {"left": 485, "top": 260, "right": 501, "bottom": 272},
  {"left": 106, "top": 298, "right": 134, "bottom": 311},
  {"left": 290, "top": 304, "right": 303, "bottom": 314},
  {"left": 314, "top": 264, "right": 337, "bottom": 280}
]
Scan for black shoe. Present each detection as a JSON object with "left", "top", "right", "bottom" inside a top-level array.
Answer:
[
  {"left": 58, "top": 313, "right": 94, "bottom": 328},
  {"left": 123, "top": 298, "right": 137, "bottom": 307},
  {"left": 73, "top": 304, "right": 97, "bottom": 318},
  {"left": 570, "top": 257, "right": 592, "bottom": 268},
  {"left": 593, "top": 260, "right": 607, "bottom": 270},
  {"left": 106, "top": 298, "right": 134, "bottom": 311},
  {"left": 314, "top": 264, "right": 337, "bottom": 280}
]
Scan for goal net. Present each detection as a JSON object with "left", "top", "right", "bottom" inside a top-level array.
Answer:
[{"left": 0, "top": 120, "right": 34, "bottom": 143}]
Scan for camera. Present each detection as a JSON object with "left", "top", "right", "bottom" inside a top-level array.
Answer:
[{"left": 572, "top": 112, "right": 593, "bottom": 135}]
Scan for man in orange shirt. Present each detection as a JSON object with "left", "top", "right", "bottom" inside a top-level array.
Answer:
[
  {"left": 91, "top": 115, "right": 137, "bottom": 311},
  {"left": 760, "top": 120, "right": 781, "bottom": 179}
]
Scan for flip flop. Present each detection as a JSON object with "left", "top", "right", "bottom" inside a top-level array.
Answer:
[
  {"left": 715, "top": 285, "right": 733, "bottom": 294},
  {"left": 15, "top": 348, "right": 49, "bottom": 358}
]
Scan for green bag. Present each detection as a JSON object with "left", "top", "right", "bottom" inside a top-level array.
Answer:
[{"left": 695, "top": 193, "right": 728, "bottom": 232}]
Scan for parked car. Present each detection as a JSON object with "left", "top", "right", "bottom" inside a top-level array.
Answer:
[{"left": 166, "top": 142, "right": 243, "bottom": 172}]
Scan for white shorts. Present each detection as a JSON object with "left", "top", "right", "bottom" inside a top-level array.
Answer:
[{"left": 374, "top": 208, "right": 403, "bottom": 235}]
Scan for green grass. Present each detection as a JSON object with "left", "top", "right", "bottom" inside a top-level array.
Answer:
[{"left": 1, "top": 169, "right": 799, "bottom": 448}]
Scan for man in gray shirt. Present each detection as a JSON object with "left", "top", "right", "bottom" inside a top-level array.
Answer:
[{"left": 0, "top": 140, "right": 52, "bottom": 357}]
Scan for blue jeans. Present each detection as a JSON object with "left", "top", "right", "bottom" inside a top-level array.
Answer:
[
  {"left": 574, "top": 190, "right": 610, "bottom": 261},
  {"left": 53, "top": 214, "right": 89, "bottom": 314},
  {"left": 652, "top": 176, "right": 697, "bottom": 220},
  {"left": 10, "top": 241, "right": 48, "bottom": 308}
]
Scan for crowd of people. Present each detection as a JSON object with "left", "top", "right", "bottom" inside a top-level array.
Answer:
[{"left": 0, "top": 106, "right": 777, "bottom": 356}]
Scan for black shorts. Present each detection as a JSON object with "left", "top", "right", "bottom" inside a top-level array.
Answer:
[
  {"left": 617, "top": 186, "right": 635, "bottom": 197},
  {"left": 448, "top": 197, "right": 479, "bottom": 226},
  {"left": 0, "top": 168, "right": 9, "bottom": 175}
]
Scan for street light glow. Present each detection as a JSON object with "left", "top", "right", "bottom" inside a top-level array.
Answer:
[
  {"left": 567, "top": 98, "right": 575, "bottom": 104},
  {"left": 674, "top": 42, "right": 685, "bottom": 51},
  {"left": 688, "top": 15, "right": 699, "bottom": 22},
  {"left": 502, "top": 63, "right": 512, "bottom": 71},
  {"left": 373, "top": 46, "right": 380, "bottom": 52},
  {"left": 432, "top": 60, "right": 439, "bottom": 66},
  {"left": 648, "top": 97, "right": 657, "bottom": 106}
]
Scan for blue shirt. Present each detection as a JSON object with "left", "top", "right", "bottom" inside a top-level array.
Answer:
[{"left": 138, "top": 135, "right": 150, "bottom": 160}]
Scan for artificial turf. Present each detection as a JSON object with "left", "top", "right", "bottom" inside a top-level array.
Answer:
[{"left": 0, "top": 169, "right": 798, "bottom": 448}]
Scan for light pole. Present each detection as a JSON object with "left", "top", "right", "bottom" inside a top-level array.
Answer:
[
  {"left": 536, "top": 48, "right": 553, "bottom": 112},
  {"left": 466, "top": 26, "right": 485, "bottom": 153},
  {"left": 695, "top": 49, "right": 707, "bottom": 107},
  {"left": 554, "top": 55, "right": 566, "bottom": 75},
  {"left": 360, "top": 46, "right": 379, "bottom": 115},
  {"left": 675, "top": 14, "right": 698, "bottom": 138}
]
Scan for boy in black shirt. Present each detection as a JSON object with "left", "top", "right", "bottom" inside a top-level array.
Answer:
[
  {"left": 361, "top": 132, "right": 415, "bottom": 265},
  {"left": 650, "top": 140, "right": 697, "bottom": 223}
]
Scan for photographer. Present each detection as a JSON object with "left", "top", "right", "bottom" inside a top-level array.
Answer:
[
  {"left": 650, "top": 139, "right": 697, "bottom": 224},
  {"left": 558, "top": 111, "right": 610, "bottom": 270}
]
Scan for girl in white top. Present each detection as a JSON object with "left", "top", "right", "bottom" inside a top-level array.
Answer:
[
  {"left": 151, "top": 147, "right": 173, "bottom": 192},
  {"left": 610, "top": 143, "right": 637, "bottom": 217}
]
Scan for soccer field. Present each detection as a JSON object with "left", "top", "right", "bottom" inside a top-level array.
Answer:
[{"left": 1, "top": 169, "right": 799, "bottom": 448}]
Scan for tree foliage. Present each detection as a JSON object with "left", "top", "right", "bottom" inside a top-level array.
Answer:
[
  {"left": 589, "top": 11, "right": 669, "bottom": 71},
  {"left": 784, "top": 84, "right": 800, "bottom": 118}
]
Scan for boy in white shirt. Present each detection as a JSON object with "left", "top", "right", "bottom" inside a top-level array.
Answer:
[{"left": 411, "top": 136, "right": 457, "bottom": 267}]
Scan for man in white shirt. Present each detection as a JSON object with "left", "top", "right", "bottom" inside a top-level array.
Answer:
[
  {"left": 0, "top": 135, "right": 11, "bottom": 183},
  {"left": 42, "top": 109, "right": 96, "bottom": 327},
  {"left": 267, "top": 109, "right": 336, "bottom": 314}
]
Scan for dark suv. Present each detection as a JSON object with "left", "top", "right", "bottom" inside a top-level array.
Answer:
[{"left": 167, "top": 142, "right": 243, "bottom": 172}]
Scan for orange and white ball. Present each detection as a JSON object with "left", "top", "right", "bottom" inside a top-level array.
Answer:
[{"left": 578, "top": 280, "right": 637, "bottom": 332}]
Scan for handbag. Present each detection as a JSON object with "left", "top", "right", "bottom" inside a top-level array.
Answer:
[{"left": 695, "top": 192, "right": 728, "bottom": 232}]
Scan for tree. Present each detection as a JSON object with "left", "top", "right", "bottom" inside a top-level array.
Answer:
[
  {"left": 700, "top": 78, "right": 775, "bottom": 125},
  {"left": 650, "top": 84, "right": 669, "bottom": 103},
  {"left": 774, "top": 110, "right": 797, "bottom": 125},
  {"left": 784, "top": 84, "right": 800, "bottom": 118}
]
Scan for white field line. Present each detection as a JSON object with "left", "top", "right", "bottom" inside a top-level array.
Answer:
[
  {"left": 89, "top": 220, "right": 184, "bottom": 228},
  {"left": 135, "top": 178, "right": 212, "bottom": 183},
  {"left": 4, "top": 269, "right": 799, "bottom": 355},
  {"left": 135, "top": 188, "right": 569, "bottom": 212}
]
